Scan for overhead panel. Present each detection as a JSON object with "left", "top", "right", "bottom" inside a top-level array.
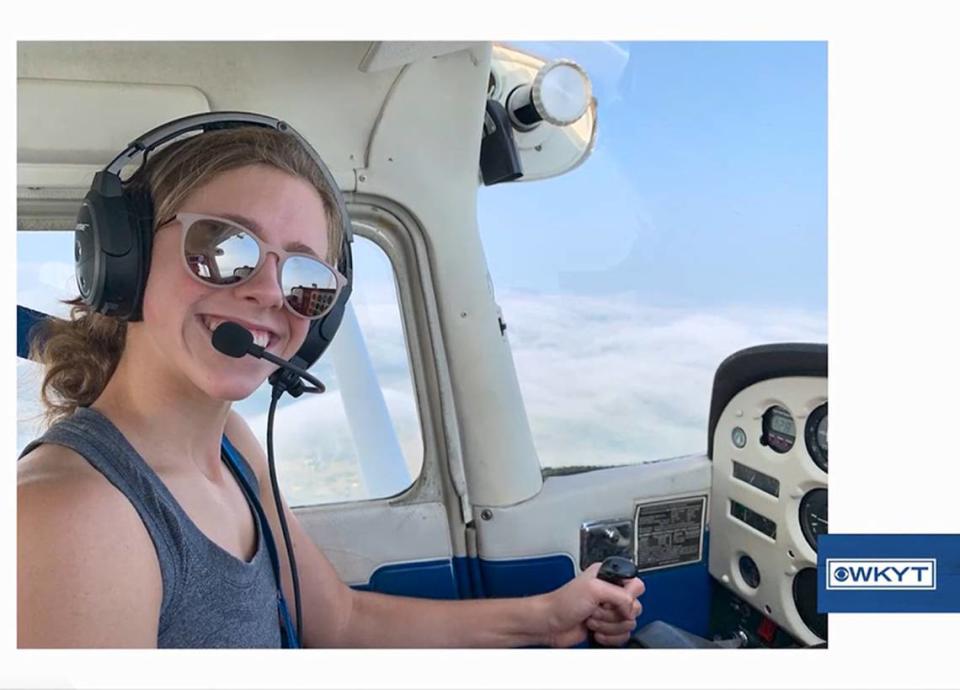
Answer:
[
  {"left": 359, "top": 42, "right": 476, "bottom": 73},
  {"left": 16, "top": 41, "right": 403, "bottom": 226}
]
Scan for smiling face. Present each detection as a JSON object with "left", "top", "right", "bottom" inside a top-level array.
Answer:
[{"left": 136, "top": 164, "right": 332, "bottom": 401}]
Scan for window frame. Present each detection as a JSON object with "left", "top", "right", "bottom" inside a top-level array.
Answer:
[{"left": 339, "top": 196, "right": 469, "bottom": 520}]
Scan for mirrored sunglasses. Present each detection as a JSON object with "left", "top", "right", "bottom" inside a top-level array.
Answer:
[{"left": 174, "top": 212, "right": 347, "bottom": 320}]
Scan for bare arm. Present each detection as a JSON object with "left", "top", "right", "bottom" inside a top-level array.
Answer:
[
  {"left": 338, "top": 590, "right": 552, "bottom": 647},
  {"left": 338, "top": 563, "right": 643, "bottom": 648},
  {"left": 18, "top": 447, "right": 162, "bottom": 648}
]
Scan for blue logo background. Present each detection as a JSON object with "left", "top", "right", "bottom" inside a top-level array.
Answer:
[{"left": 818, "top": 534, "right": 960, "bottom": 612}]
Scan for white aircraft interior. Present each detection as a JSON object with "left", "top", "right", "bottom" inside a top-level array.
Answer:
[{"left": 16, "top": 41, "right": 828, "bottom": 648}]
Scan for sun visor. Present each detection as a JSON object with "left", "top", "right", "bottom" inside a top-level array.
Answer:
[
  {"left": 18, "top": 78, "right": 210, "bottom": 229},
  {"left": 18, "top": 78, "right": 211, "bottom": 166}
]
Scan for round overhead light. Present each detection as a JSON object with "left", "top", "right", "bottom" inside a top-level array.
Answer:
[
  {"left": 532, "top": 59, "right": 592, "bottom": 126},
  {"left": 507, "top": 58, "right": 592, "bottom": 131}
]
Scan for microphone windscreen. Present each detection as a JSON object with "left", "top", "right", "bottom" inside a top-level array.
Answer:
[{"left": 211, "top": 321, "right": 254, "bottom": 358}]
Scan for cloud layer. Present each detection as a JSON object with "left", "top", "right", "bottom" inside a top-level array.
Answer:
[
  {"left": 499, "top": 290, "right": 826, "bottom": 467},
  {"left": 17, "top": 258, "right": 826, "bottom": 506}
]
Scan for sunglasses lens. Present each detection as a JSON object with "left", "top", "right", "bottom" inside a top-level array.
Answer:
[
  {"left": 282, "top": 255, "right": 340, "bottom": 318},
  {"left": 184, "top": 218, "right": 260, "bottom": 286}
]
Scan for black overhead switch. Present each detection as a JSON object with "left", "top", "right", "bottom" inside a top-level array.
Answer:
[{"left": 480, "top": 99, "right": 523, "bottom": 185}]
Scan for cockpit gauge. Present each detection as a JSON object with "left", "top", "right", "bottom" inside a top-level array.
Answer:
[
  {"left": 738, "top": 554, "right": 761, "bottom": 589},
  {"left": 793, "top": 567, "right": 827, "bottom": 641},
  {"left": 761, "top": 405, "right": 795, "bottom": 453},
  {"left": 731, "top": 426, "right": 747, "bottom": 449},
  {"left": 805, "top": 403, "right": 828, "bottom": 472},
  {"left": 799, "top": 488, "right": 828, "bottom": 552}
]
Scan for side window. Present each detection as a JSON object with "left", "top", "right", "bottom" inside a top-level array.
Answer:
[
  {"left": 479, "top": 42, "right": 827, "bottom": 471},
  {"left": 231, "top": 235, "right": 424, "bottom": 505},
  {"left": 17, "top": 230, "right": 424, "bottom": 506},
  {"left": 17, "top": 231, "right": 77, "bottom": 453}
]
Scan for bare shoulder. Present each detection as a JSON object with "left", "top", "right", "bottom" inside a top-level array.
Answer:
[
  {"left": 20, "top": 440, "right": 107, "bottom": 485},
  {"left": 18, "top": 443, "right": 162, "bottom": 648},
  {"left": 18, "top": 442, "right": 140, "bottom": 516}
]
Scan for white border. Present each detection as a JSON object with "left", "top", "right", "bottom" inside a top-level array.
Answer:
[{"left": 6, "top": 1, "right": 960, "bottom": 688}]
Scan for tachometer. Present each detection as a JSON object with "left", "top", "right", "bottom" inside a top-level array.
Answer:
[
  {"left": 805, "top": 403, "right": 828, "bottom": 472},
  {"left": 799, "top": 488, "right": 828, "bottom": 552},
  {"left": 793, "top": 567, "right": 827, "bottom": 641}
]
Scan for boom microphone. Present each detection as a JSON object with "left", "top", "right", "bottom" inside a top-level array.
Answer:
[{"left": 211, "top": 321, "right": 326, "bottom": 393}]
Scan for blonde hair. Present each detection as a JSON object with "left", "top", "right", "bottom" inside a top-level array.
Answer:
[{"left": 30, "top": 126, "right": 344, "bottom": 426}]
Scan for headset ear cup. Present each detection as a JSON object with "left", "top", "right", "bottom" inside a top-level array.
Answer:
[
  {"left": 75, "top": 171, "right": 150, "bottom": 320},
  {"left": 75, "top": 194, "right": 105, "bottom": 309},
  {"left": 124, "top": 185, "right": 155, "bottom": 322},
  {"left": 318, "top": 286, "right": 350, "bottom": 345}
]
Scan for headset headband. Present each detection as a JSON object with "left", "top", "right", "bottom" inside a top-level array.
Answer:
[{"left": 107, "top": 112, "right": 353, "bottom": 243}]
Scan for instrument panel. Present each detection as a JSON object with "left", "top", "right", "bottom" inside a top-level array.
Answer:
[{"left": 707, "top": 363, "right": 828, "bottom": 647}]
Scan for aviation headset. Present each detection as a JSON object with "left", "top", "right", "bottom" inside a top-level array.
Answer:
[{"left": 74, "top": 111, "right": 354, "bottom": 371}]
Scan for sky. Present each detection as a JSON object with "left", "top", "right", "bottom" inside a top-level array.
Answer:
[
  {"left": 481, "top": 41, "right": 827, "bottom": 308},
  {"left": 16, "top": 41, "right": 827, "bottom": 505}
]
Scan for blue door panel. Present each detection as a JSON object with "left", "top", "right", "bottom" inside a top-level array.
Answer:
[
  {"left": 352, "top": 559, "right": 459, "bottom": 599},
  {"left": 479, "top": 554, "right": 576, "bottom": 598},
  {"left": 355, "top": 539, "right": 714, "bottom": 640}
]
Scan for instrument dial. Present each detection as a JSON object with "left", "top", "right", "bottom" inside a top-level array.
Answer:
[
  {"left": 761, "top": 405, "right": 795, "bottom": 453},
  {"left": 805, "top": 403, "right": 828, "bottom": 472},
  {"left": 799, "top": 488, "right": 828, "bottom": 552},
  {"left": 731, "top": 426, "right": 747, "bottom": 449},
  {"left": 738, "top": 554, "right": 761, "bottom": 589},
  {"left": 793, "top": 567, "right": 828, "bottom": 640}
]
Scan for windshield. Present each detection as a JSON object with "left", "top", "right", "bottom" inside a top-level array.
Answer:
[{"left": 481, "top": 41, "right": 826, "bottom": 468}]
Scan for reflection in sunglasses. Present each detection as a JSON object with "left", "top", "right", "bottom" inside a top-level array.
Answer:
[
  {"left": 187, "top": 254, "right": 216, "bottom": 280},
  {"left": 289, "top": 286, "right": 337, "bottom": 316}
]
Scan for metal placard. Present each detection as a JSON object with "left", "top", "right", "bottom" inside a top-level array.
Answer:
[
  {"left": 634, "top": 495, "right": 707, "bottom": 573},
  {"left": 579, "top": 518, "right": 633, "bottom": 571}
]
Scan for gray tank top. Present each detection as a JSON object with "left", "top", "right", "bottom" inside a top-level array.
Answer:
[{"left": 19, "top": 406, "right": 283, "bottom": 648}]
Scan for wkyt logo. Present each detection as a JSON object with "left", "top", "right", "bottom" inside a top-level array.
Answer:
[{"left": 826, "top": 559, "right": 937, "bottom": 590}]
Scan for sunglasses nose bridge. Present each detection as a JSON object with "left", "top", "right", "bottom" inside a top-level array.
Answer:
[{"left": 235, "top": 250, "right": 286, "bottom": 309}]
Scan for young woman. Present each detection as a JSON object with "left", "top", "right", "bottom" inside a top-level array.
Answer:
[{"left": 17, "top": 117, "right": 645, "bottom": 648}]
